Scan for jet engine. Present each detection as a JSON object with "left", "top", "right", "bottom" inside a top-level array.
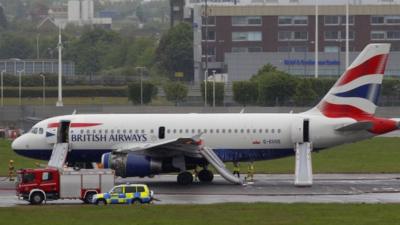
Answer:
[{"left": 101, "top": 152, "right": 163, "bottom": 177}]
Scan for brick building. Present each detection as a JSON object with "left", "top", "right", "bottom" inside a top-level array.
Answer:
[{"left": 191, "top": 2, "right": 400, "bottom": 83}]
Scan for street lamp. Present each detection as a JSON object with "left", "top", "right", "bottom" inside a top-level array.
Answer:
[
  {"left": 135, "top": 66, "right": 146, "bottom": 105},
  {"left": 17, "top": 69, "right": 25, "bottom": 106},
  {"left": 204, "top": 70, "right": 208, "bottom": 107},
  {"left": 212, "top": 70, "right": 216, "bottom": 108},
  {"left": 1, "top": 70, "right": 5, "bottom": 107},
  {"left": 40, "top": 74, "right": 45, "bottom": 106}
]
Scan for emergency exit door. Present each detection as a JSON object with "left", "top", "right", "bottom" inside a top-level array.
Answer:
[{"left": 58, "top": 121, "right": 70, "bottom": 143}]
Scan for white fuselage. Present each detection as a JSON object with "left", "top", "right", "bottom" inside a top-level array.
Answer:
[{"left": 12, "top": 113, "right": 373, "bottom": 162}]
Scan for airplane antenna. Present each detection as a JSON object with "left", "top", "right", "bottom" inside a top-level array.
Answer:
[
  {"left": 240, "top": 108, "right": 245, "bottom": 114},
  {"left": 72, "top": 109, "right": 77, "bottom": 115}
]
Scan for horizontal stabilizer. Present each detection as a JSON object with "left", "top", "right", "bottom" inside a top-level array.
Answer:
[{"left": 335, "top": 121, "right": 373, "bottom": 132}]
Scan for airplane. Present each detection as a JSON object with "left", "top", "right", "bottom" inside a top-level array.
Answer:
[{"left": 11, "top": 43, "right": 400, "bottom": 185}]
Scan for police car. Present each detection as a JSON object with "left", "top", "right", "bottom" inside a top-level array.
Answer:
[{"left": 92, "top": 184, "right": 154, "bottom": 205}]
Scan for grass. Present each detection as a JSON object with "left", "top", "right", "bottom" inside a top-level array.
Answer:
[
  {"left": 226, "top": 137, "right": 400, "bottom": 173},
  {"left": 0, "top": 96, "right": 173, "bottom": 106},
  {"left": 0, "top": 139, "right": 44, "bottom": 175},
  {"left": 0, "top": 203, "right": 400, "bottom": 225},
  {"left": 1, "top": 137, "right": 400, "bottom": 176}
]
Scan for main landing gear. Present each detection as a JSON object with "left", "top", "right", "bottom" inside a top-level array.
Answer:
[{"left": 177, "top": 169, "right": 214, "bottom": 185}]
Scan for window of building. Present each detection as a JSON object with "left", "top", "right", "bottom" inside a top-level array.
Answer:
[
  {"left": 202, "top": 16, "right": 216, "bottom": 26},
  {"left": 340, "top": 31, "right": 355, "bottom": 40},
  {"left": 293, "top": 31, "right": 308, "bottom": 40},
  {"left": 324, "top": 31, "right": 339, "bottom": 40},
  {"left": 202, "top": 30, "right": 216, "bottom": 41},
  {"left": 278, "top": 31, "right": 292, "bottom": 41},
  {"left": 232, "top": 32, "right": 262, "bottom": 41},
  {"left": 231, "top": 46, "right": 262, "bottom": 53},
  {"left": 339, "top": 15, "right": 354, "bottom": 25},
  {"left": 279, "top": 31, "right": 307, "bottom": 41},
  {"left": 387, "top": 31, "right": 400, "bottom": 40},
  {"left": 371, "top": 31, "right": 386, "bottom": 40},
  {"left": 386, "top": 16, "right": 400, "bottom": 24},
  {"left": 278, "top": 16, "right": 307, "bottom": 26},
  {"left": 324, "top": 16, "right": 340, "bottom": 25},
  {"left": 232, "top": 16, "right": 262, "bottom": 26},
  {"left": 371, "top": 16, "right": 384, "bottom": 24},
  {"left": 371, "top": 15, "right": 400, "bottom": 25},
  {"left": 324, "top": 46, "right": 340, "bottom": 53}
]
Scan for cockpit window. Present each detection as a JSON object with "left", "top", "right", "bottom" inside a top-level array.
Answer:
[
  {"left": 32, "top": 128, "right": 38, "bottom": 134},
  {"left": 38, "top": 128, "right": 44, "bottom": 134}
]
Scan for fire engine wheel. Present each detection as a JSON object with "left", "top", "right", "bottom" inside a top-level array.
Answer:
[
  {"left": 177, "top": 171, "right": 193, "bottom": 185},
  {"left": 96, "top": 199, "right": 107, "bottom": 206},
  {"left": 84, "top": 192, "right": 95, "bottom": 204},
  {"left": 30, "top": 192, "right": 44, "bottom": 205},
  {"left": 198, "top": 169, "right": 214, "bottom": 183}
]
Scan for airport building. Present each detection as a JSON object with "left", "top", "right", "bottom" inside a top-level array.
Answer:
[
  {"left": 0, "top": 59, "right": 75, "bottom": 76},
  {"left": 184, "top": 0, "right": 400, "bottom": 83}
]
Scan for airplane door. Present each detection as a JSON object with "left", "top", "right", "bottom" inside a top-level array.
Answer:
[
  {"left": 291, "top": 117, "right": 310, "bottom": 143},
  {"left": 57, "top": 120, "right": 71, "bottom": 143}
]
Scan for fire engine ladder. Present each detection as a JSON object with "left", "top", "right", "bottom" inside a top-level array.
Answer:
[
  {"left": 199, "top": 146, "right": 243, "bottom": 184},
  {"left": 294, "top": 142, "right": 313, "bottom": 186},
  {"left": 47, "top": 143, "right": 70, "bottom": 169}
]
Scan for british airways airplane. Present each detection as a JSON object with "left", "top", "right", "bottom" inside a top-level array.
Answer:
[{"left": 11, "top": 44, "right": 400, "bottom": 185}]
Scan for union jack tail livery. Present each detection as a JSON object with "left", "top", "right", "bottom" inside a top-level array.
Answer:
[{"left": 312, "top": 43, "right": 390, "bottom": 118}]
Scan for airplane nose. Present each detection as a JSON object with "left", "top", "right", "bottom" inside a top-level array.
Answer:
[{"left": 11, "top": 136, "right": 23, "bottom": 151}]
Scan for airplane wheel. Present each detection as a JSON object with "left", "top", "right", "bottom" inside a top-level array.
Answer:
[
  {"left": 177, "top": 171, "right": 193, "bottom": 185},
  {"left": 198, "top": 170, "right": 214, "bottom": 183}
]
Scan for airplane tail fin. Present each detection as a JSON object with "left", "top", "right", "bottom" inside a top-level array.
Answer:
[{"left": 309, "top": 43, "right": 390, "bottom": 118}]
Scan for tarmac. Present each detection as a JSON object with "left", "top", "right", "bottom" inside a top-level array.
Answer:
[{"left": 1, "top": 174, "right": 400, "bottom": 206}]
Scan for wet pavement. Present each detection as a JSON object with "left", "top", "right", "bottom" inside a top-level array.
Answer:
[{"left": 1, "top": 174, "right": 400, "bottom": 207}]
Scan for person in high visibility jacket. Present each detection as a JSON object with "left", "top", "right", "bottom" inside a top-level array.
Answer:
[
  {"left": 233, "top": 162, "right": 240, "bottom": 178},
  {"left": 8, "top": 160, "right": 15, "bottom": 181},
  {"left": 192, "top": 166, "right": 199, "bottom": 182},
  {"left": 245, "top": 161, "right": 255, "bottom": 182}
]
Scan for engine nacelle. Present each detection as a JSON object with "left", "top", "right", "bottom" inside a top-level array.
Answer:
[{"left": 101, "top": 153, "right": 162, "bottom": 177}]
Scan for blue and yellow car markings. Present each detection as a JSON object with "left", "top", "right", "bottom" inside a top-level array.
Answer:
[{"left": 93, "top": 184, "right": 153, "bottom": 205}]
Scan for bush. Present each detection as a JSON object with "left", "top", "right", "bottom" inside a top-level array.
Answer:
[
  {"left": 232, "top": 81, "right": 258, "bottom": 106},
  {"left": 200, "top": 81, "right": 225, "bottom": 106},
  {"left": 2, "top": 86, "right": 127, "bottom": 97},
  {"left": 293, "top": 79, "right": 318, "bottom": 106},
  {"left": 163, "top": 82, "right": 188, "bottom": 106},
  {"left": 127, "top": 81, "right": 157, "bottom": 105}
]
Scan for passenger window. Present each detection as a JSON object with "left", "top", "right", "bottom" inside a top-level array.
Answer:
[
  {"left": 210, "top": 129, "right": 213, "bottom": 134},
  {"left": 192, "top": 129, "right": 195, "bottom": 134},
  {"left": 129, "top": 129, "right": 133, "bottom": 134},
  {"left": 185, "top": 129, "right": 189, "bottom": 133},
  {"left": 135, "top": 129, "right": 139, "bottom": 133},
  {"left": 265, "top": 129, "right": 269, "bottom": 133},
  {"left": 123, "top": 129, "right": 126, "bottom": 133},
  {"left": 141, "top": 129, "right": 145, "bottom": 133},
  {"left": 80, "top": 129, "right": 84, "bottom": 134},
  {"left": 278, "top": 129, "right": 281, "bottom": 133},
  {"left": 216, "top": 129, "right": 219, "bottom": 133},
  {"left": 137, "top": 186, "right": 145, "bottom": 192},
  {"left": 246, "top": 129, "right": 250, "bottom": 133},
  {"left": 179, "top": 129, "right": 183, "bottom": 133},
  {"left": 150, "top": 129, "right": 154, "bottom": 134},
  {"left": 42, "top": 172, "right": 52, "bottom": 181},
  {"left": 259, "top": 129, "right": 262, "bottom": 133},
  {"left": 125, "top": 186, "right": 136, "bottom": 193},
  {"left": 112, "top": 187, "right": 123, "bottom": 194},
  {"left": 272, "top": 129, "right": 275, "bottom": 133},
  {"left": 253, "top": 129, "right": 256, "bottom": 133}
]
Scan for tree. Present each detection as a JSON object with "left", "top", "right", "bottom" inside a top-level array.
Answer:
[
  {"left": 0, "top": 5, "right": 8, "bottom": 29},
  {"left": 293, "top": 79, "right": 318, "bottom": 106},
  {"left": 163, "top": 82, "right": 188, "bottom": 106},
  {"left": 232, "top": 81, "right": 258, "bottom": 106},
  {"left": 201, "top": 82, "right": 225, "bottom": 106},
  {"left": 156, "top": 22, "right": 194, "bottom": 81},
  {"left": 128, "top": 81, "right": 158, "bottom": 105},
  {"left": 0, "top": 33, "right": 34, "bottom": 59},
  {"left": 251, "top": 64, "right": 297, "bottom": 106}
]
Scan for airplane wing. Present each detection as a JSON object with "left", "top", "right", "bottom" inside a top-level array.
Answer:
[
  {"left": 111, "top": 134, "right": 242, "bottom": 184},
  {"left": 111, "top": 134, "right": 203, "bottom": 158}
]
